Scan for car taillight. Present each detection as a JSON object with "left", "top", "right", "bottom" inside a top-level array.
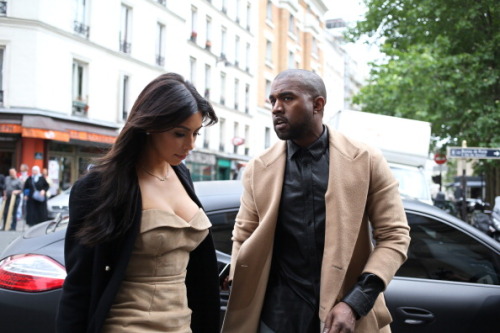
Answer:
[{"left": 0, "top": 254, "right": 66, "bottom": 292}]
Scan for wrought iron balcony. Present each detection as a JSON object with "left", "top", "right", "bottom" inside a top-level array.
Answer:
[
  {"left": 73, "top": 21, "right": 90, "bottom": 38},
  {"left": 119, "top": 40, "right": 131, "bottom": 53},
  {"left": 156, "top": 55, "right": 165, "bottom": 66},
  {"left": 72, "top": 100, "right": 88, "bottom": 116}
]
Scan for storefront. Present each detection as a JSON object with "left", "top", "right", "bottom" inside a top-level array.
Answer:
[{"left": 0, "top": 113, "right": 118, "bottom": 194}]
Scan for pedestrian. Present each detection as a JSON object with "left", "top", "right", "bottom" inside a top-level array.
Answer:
[
  {"left": 222, "top": 69, "right": 411, "bottom": 333},
  {"left": 23, "top": 165, "right": 49, "bottom": 226},
  {"left": 18, "top": 163, "right": 29, "bottom": 222},
  {"left": 2, "top": 168, "right": 23, "bottom": 231},
  {"left": 56, "top": 73, "right": 220, "bottom": 333}
]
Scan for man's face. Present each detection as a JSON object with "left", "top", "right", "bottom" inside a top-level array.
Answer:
[
  {"left": 9, "top": 169, "right": 16, "bottom": 178},
  {"left": 268, "top": 76, "right": 320, "bottom": 147}
]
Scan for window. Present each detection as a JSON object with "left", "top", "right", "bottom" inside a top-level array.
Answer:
[
  {"left": 220, "top": 72, "right": 226, "bottom": 105},
  {"left": 244, "top": 84, "right": 249, "bottom": 114},
  {"left": 72, "top": 60, "right": 88, "bottom": 116},
  {"left": 208, "top": 210, "right": 238, "bottom": 254},
  {"left": 265, "top": 40, "right": 272, "bottom": 63},
  {"left": 266, "top": 0, "right": 272, "bottom": 21},
  {"left": 0, "top": 47, "right": 4, "bottom": 104},
  {"left": 265, "top": 79, "right": 271, "bottom": 103},
  {"left": 119, "top": 4, "right": 132, "bottom": 53},
  {"left": 204, "top": 64, "right": 211, "bottom": 99},
  {"left": 244, "top": 125, "right": 249, "bottom": 155},
  {"left": 203, "top": 126, "right": 210, "bottom": 149},
  {"left": 0, "top": 1, "right": 6, "bottom": 15},
  {"left": 219, "top": 118, "right": 226, "bottom": 152},
  {"left": 190, "top": 6, "right": 197, "bottom": 41},
  {"left": 288, "top": 13, "right": 295, "bottom": 35},
  {"left": 156, "top": 22, "right": 165, "bottom": 66},
  {"left": 246, "top": 2, "right": 251, "bottom": 31},
  {"left": 245, "top": 42, "right": 250, "bottom": 72},
  {"left": 235, "top": 0, "right": 241, "bottom": 23},
  {"left": 234, "top": 36, "right": 240, "bottom": 67},
  {"left": 397, "top": 213, "right": 500, "bottom": 285},
  {"left": 120, "top": 74, "right": 130, "bottom": 122},
  {"left": 288, "top": 51, "right": 295, "bottom": 69},
  {"left": 233, "top": 122, "right": 239, "bottom": 154},
  {"left": 221, "top": 0, "right": 227, "bottom": 14},
  {"left": 74, "top": 0, "right": 89, "bottom": 38},
  {"left": 234, "top": 79, "right": 239, "bottom": 110},
  {"left": 265, "top": 127, "right": 271, "bottom": 149},
  {"left": 312, "top": 36, "right": 318, "bottom": 56},
  {"left": 156, "top": 0, "right": 166, "bottom": 6},
  {"left": 220, "top": 26, "right": 227, "bottom": 59},
  {"left": 189, "top": 57, "right": 197, "bottom": 86},
  {"left": 205, "top": 16, "right": 212, "bottom": 49}
]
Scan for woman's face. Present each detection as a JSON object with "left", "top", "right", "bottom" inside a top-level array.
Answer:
[{"left": 147, "top": 111, "right": 203, "bottom": 166}]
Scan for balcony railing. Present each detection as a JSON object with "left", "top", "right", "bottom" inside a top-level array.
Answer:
[
  {"left": 156, "top": 55, "right": 165, "bottom": 66},
  {"left": 73, "top": 21, "right": 90, "bottom": 38},
  {"left": 119, "top": 40, "right": 131, "bottom": 53},
  {"left": 72, "top": 100, "right": 88, "bottom": 116}
]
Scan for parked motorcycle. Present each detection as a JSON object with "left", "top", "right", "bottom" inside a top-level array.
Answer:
[
  {"left": 490, "top": 196, "right": 500, "bottom": 242},
  {"left": 471, "top": 198, "right": 500, "bottom": 242}
]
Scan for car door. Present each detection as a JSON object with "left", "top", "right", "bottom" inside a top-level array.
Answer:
[{"left": 385, "top": 210, "right": 500, "bottom": 333}]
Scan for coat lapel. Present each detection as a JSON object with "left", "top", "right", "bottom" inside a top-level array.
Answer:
[{"left": 320, "top": 128, "right": 371, "bottom": 311}]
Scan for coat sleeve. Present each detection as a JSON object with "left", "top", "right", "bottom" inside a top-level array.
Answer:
[
  {"left": 363, "top": 149, "right": 411, "bottom": 286},
  {"left": 229, "top": 158, "right": 260, "bottom": 279},
  {"left": 56, "top": 177, "right": 95, "bottom": 333}
]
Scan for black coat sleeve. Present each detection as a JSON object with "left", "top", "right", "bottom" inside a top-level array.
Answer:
[{"left": 56, "top": 177, "right": 95, "bottom": 333}]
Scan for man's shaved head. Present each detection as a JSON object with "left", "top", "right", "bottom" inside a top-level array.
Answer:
[{"left": 274, "top": 69, "right": 327, "bottom": 101}]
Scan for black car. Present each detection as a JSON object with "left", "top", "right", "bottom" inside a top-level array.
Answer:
[{"left": 0, "top": 180, "right": 499, "bottom": 333}]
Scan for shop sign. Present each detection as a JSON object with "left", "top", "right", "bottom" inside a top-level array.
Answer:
[{"left": 0, "top": 123, "right": 22, "bottom": 133}]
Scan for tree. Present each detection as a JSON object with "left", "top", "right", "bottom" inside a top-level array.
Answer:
[{"left": 348, "top": 0, "right": 500, "bottom": 203}]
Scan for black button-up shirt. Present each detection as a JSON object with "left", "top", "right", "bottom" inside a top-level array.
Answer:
[{"left": 261, "top": 126, "right": 329, "bottom": 332}]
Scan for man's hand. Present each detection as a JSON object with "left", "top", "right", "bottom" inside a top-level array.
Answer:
[{"left": 322, "top": 302, "right": 356, "bottom": 333}]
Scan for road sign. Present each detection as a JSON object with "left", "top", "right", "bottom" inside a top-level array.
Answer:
[
  {"left": 447, "top": 147, "right": 500, "bottom": 159},
  {"left": 434, "top": 153, "right": 447, "bottom": 164}
]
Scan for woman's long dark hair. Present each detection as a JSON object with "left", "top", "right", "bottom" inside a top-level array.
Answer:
[{"left": 76, "top": 73, "right": 217, "bottom": 246}]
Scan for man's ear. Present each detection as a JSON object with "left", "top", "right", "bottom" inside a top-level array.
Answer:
[{"left": 313, "top": 96, "right": 326, "bottom": 114}]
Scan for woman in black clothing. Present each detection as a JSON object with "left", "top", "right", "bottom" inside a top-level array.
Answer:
[
  {"left": 56, "top": 73, "right": 220, "bottom": 333},
  {"left": 23, "top": 165, "right": 49, "bottom": 226}
]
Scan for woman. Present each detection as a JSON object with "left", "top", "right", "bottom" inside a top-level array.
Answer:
[
  {"left": 56, "top": 73, "right": 220, "bottom": 333},
  {"left": 23, "top": 165, "right": 49, "bottom": 226}
]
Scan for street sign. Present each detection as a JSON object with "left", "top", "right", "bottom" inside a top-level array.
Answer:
[
  {"left": 434, "top": 153, "right": 447, "bottom": 164},
  {"left": 447, "top": 147, "right": 500, "bottom": 159}
]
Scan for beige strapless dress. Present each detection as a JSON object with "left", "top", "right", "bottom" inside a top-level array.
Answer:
[{"left": 102, "top": 208, "right": 211, "bottom": 333}]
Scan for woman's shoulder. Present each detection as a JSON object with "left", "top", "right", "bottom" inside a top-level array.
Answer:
[{"left": 71, "top": 171, "right": 102, "bottom": 195}]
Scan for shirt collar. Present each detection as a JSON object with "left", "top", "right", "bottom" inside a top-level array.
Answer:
[{"left": 287, "top": 125, "right": 328, "bottom": 161}]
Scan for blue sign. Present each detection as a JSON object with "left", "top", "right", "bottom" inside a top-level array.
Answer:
[{"left": 448, "top": 147, "right": 500, "bottom": 159}]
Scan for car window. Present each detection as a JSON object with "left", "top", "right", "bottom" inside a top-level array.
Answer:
[
  {"left": 207, "top": 210, "right": 238, "bottom": 254},
  {"left": 397, "top": 212, "right": 500, "bottom": 285}
]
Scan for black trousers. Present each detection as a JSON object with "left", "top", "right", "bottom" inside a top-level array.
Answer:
[{"left": 3, "top": 194, "right": 20, "bottom": 230}]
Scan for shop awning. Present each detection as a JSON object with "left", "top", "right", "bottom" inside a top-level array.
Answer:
[
  {"left": 22, "top": 116, "right": 70, "bottom": 142},
  {"left": 0, "top": 115, "right": 118, "bottom": 144}
]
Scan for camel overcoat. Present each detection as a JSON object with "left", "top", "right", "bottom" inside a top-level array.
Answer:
[{"left": 222, "top": 126, "right": 411, "bottom": 333}]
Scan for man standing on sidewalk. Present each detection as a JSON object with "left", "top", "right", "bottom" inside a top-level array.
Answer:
[{"left": 2, "top": 168, "right": 23, "bottom": 231}]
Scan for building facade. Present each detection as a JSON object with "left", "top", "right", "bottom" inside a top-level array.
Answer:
[{"left": 0, "top": 0, "right": 365, "bottom": 192}]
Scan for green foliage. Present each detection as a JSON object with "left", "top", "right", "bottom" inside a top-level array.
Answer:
[{"left": 348, "top": 0, "right": 500, "bottom": 149}]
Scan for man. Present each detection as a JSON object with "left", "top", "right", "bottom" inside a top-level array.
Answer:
[
  {"left": 222, "top": 69, "right": 410, "bottom": 333},
  {"left": 2, "top": 168, "right": 23, "bottom": 231}
]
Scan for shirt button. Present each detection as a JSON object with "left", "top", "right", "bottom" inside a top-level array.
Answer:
[{"left": 105, "top": 266, "right": 111, "bottom": 271}]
